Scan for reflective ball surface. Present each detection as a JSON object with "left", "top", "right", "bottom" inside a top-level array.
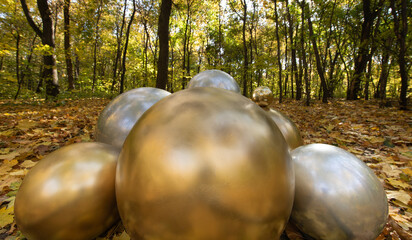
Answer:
[
  {"left": 291, "top": 144, "right": 388, "bottom": 240},
  {"left": 187, "top": 69, "right": 240, "bottom": 93},
  {"left": 252, "top": 86, "right": 274, "bottom": 107},
  {"left": 15, "top": 142, "right": 120, "bottom": 240},
  {"left": 117, "top": 87, "right": 294, "bottom": 240},
  {"left": 265, "top": 109, "right": 303, "bottom": 150},
  {"left": 95, "top": 87, "right": 171, "bottom": 149}
]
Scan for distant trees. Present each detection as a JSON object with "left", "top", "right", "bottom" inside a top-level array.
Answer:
[{"left": 0, "top": 0, "right": 407, "bottom": 108}]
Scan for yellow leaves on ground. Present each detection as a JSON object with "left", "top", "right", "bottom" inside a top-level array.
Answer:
[
  {"left": 0, "top": 205, "right": 14, "bottom": 229},
  {"left": 0, "top": 99, "right": 410, "bottom": 239},
  {"left": 16, "top": 120, "right": 37, "bottom": 131}
]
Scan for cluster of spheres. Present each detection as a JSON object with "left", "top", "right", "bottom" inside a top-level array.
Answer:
[{"left": 15, "top": 69, "right": 388, "bottom": 240}]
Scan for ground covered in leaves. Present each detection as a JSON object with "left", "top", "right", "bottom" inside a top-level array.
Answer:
[{"left": 0, "top": 98, "right": 411, "bottom": 240}]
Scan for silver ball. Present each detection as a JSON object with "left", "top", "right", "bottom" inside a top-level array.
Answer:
[
  {"left": 265, "top": 109, "right": 303, "bottom": 150},
  {"left": 291, "top": 144, "right": 388, "bottom": 240},
  {"left": 188, "top": 70, "right": 240, "bottom": 93},
  {"left": 252, "top": 86, "right": 274, "bottom": 107},
  {"left": 95, "top": 87, "right": 170, "bottom": 149}
]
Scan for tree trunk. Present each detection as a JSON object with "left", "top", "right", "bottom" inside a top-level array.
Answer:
[
  {"left": 181, "top": 0, "right": 193, "bottom": 90},
  {"left": 347, "top": 0, "right": 383, "bottom": 100},
  {"left": 14, "top": 34, "right": 21, "bottom": 100},
  {"left": 111, "top": 0, "right": 127, "bottom": 92},
  {"left": 21, "top": 0, "right": 59, "bottom": 98},
  {"left": 92, "top": 0, "right": 103, "bottom": 92},
  {"left": 64, "top": 0, "right": 74, "bottom": 90},
  {"left": 391, "top": 0, "right": 408, "bottom": 109},
  {"left": 375, "top": 52, "right": 390, "bottom": 99},
  {"left": 23, "top": 35, "right": 37, "bottom": 90},
  {"left": 155, "top": 0, "right": 172, "bottom": 90},
  {"left": 274, "top": 0, "right": 282, "bottom": 103},
  {"left": 300, "top": 2, "right": 310, "bottom": 106},
  {"left": 286, "top": 0, "right": 298, "bottom": 100},
  {"left": 119, "top": 0, "right": 136, "bottom": 93},
  {"left": 307, "top": 12, "right": 328, "bottom": 103},
  {"left": 364, "top": 56, "right": 372, "bottom": 100},
  {"left": 284, "top": 26, "right": 288, "bottom": 98},
  {"left": 241, "top": 0, "right": 248, "bottom": 97}
]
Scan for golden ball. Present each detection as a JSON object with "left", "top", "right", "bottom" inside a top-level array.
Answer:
[
  {"left": 252, "top": 86, "right": 274, "bottom": 107},
  {"left": 15, "top": 142, "right": 120, "bottom": 240},
  {"left": 265, "top": 109, "right": 303, "bottom": 150},
  {"left": 116, "top": 87, "right": 294, "bottom": 240}
]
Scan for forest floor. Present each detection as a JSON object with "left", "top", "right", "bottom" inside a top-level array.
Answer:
[{"left": 0, "top": 98, "right": 411, "bottom": 240}]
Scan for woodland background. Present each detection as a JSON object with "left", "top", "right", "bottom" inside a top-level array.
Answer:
[{"left": 0, "top": 0, "right": 410, "bottom": 108}]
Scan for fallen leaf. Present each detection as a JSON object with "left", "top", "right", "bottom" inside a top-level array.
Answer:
[
  {"left": 16, "top": 120, "right": 37, "bottom": 130},
  {"left": 0, "top": 129, "right": 15, "bottom": 137},
  {"left": 0, "top": 152, "right": 20, "bottom": 161},
  {"left": 386, "top": 178, "right": 411, "bottom": 190},
  {"left": 113, "top": 231, "right": 130, "bottom": 240},
  {"left": 386, "top": 190, "right": 411, "bottom": 205},
  {"left": 0, "top": 206, "right": 14, "bottom": 228},
  {"left": 20, "top": 160, "right": 37, "bottom": 169}
]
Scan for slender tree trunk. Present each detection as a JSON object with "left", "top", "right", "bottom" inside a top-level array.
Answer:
[
  {"left": 364, "top": 56, "right": 373, "bottom": 100},
  {"left": 14, "top": 34, "right": 21, "bottom": 100},
  {"left": 284, "top": 27, "right": 288, "bottom": 98},
  {"left": 143, "top": 21, "right": 149, "bottom": 87},
  {"left": 375, "top": 52, "right": 390, "bottom": 99},
  {"left": 241, "top": 0, "right": 248, "bottom": 97},
  {"left": 111, "top": 0, "right": 127, "bottom": 92},
  {"left": 92, "top": 0, "right": 103, "bottom": 92},
  {"left": 391, "top": 0, "right": 408, "bottom": 109},
  {"left": 274, "top": 0, "right": 282, "bottom": 103},
  {"left": 286, "top": 0, "right": 298, "bottom": 100},
  {"left": 300, "top": 3, "right": 310, "bottom": 106},
  {"left": 307, "top": 12, "right": 328, "bottom": 103},
  {"left": 155, "top": 0, "right": 172, "bottom": 90},
  {"left": 64, "top": 0, "right": 74, "bottom": 90},
  {"left": 23, "top": 35, "right": 37, "bottom": 90},
  {"left": 181, "top": 0, "right": 193, "bottom": 89},
  {"left": 74, "top": 52, "right": 79, "bottom": 84},
  {"left": 218, "top": 1, "right": 223, "bottom": 66},
  {"left": 119, "top": 0, "right": 136, "bottom": 93}
]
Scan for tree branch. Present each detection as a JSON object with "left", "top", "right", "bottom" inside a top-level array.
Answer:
[{"left": 20, "top": 0, "right": 43, "bottom": 38}]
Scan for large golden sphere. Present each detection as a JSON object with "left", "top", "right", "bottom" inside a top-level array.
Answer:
[
  {"left": 252, "top": 86, "right": 274, "bottom": 107},
  {"left": 187, "top": 70, "right": 240, "bottom": 93},
  {"left": 291, "top": 144, "right": 388, "bottom": 240},
  {"left": 95, "top": 87, "right": 171, "bottom": 149},
  {"left": 116, "top": 87, "right": 294, "bottom": 240},
  {"left": 265, "top": 109, "right": 303, "bottom": 150},
  {"left": 15, "top": 142, "right": 120, "bottom": 240}
]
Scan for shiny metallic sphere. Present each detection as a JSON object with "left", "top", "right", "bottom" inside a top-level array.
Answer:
[
  {"left": 187, "top": 69, "right": 240, "bottom": 93},
  {"left": 116, "top": 87, "right": 294, "bottom": 239},
  {"left": 252, "top": 86, "right": 274, "bottom": 107},
  {"left": 15, "top": 142, "right": 120, "bottom": 240},
  {"left": 291, "top": 144, "right": 388, "bottom": 240},
  {"left": 95, "top": 87, "right": 171, "bottom": 149},
  {"left": 265, "top": 109, "right": 303, "bottom": 150}
]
